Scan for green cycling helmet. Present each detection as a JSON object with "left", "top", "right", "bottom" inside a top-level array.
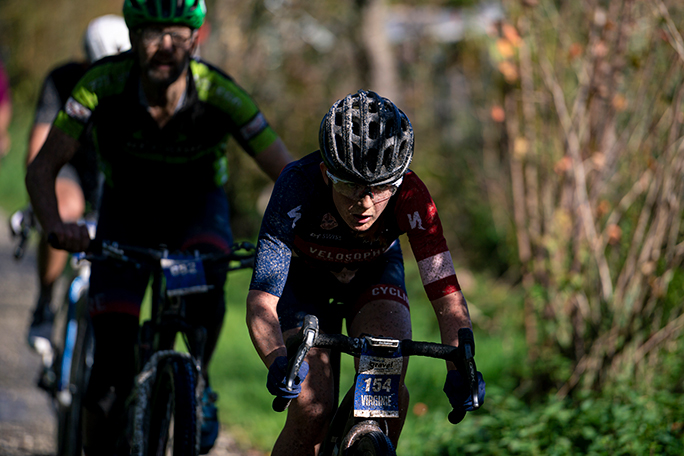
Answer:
[{"left": 123, "top": 0, "right": 206, "bottom": 30}]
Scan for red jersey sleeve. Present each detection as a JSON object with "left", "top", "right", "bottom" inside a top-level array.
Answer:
[{"left": 395, "top": 171, "right": 461, "bottom": 300}]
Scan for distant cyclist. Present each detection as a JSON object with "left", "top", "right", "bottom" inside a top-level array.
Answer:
[
  {"left": 246, "top": 90, "right": 486, "bottom": 455},
  {"left": 26, "top": 14, "right": 131, "bottom": 350},
  {"left": 25, "top": 0, "right": 294, "bottom": 454}
]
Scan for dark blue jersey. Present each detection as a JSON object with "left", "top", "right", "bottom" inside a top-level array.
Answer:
[{"left": 251, "top": 152, "right": 461, "bottom": 301}]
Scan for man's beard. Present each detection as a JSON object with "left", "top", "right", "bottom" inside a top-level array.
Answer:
[{"left": 144, "top": 57, "right": 189, "bottom": 87}]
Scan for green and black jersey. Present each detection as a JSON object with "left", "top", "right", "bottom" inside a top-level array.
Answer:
[{"left": 54, "top": 51, "right": 279, "bottom": 204}]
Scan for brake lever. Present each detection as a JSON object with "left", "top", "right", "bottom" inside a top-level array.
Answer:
[
  {"left": 272, "top": 315, "right": 319, "bottom": 412},
  {"left": 457, "top": 328, "right": 480, "bottom": 411}
]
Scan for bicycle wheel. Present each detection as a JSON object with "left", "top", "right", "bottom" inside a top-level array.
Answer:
[
  {"left": 347, "top": 431, "right": 395, "bottom": 456},
  {"left": 56, "top": 313, "right": 93, "bottom": 456},
  {"left": 146, "top": 357, "right": 199, "bottom": 456},
  {"left": 342, "top": 422, "right": 396, "bottom": 456}
]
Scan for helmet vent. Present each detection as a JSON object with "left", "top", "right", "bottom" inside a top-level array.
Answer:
[
  {"left": 384, "top": 117, "right": 395, "bottom": 139},
  {"left": 335, "top": 135, "right": 344, "bottom": 155},
  {"left": 367, "top": 148, "right": 379, "bottom": 171},
  {"left": 130, "top": 0, "right": 144, "bottom": 11},
  {"left": 352, "top": 143, "right": 361, "bottom": 161},
  {"left": 352, "top": 119, "right": 360, "bottom": 136},
  {"left": 161, "top": 0, "right": 172, "bottom": 18},
  {"left": 383, "top": 147, "right": 394, "bottom": 163},
  {"left": 368, "top": 121, "right": 379, "bottom": 139}
]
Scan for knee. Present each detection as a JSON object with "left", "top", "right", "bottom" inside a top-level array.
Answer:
[{"left": 55, "top": 180, "right": 85, "bottom": 221}]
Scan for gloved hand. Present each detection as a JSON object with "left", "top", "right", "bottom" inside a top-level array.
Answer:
[
  {"left": 267, "top": 356, "right": 309, "bottom": 400},
  {"left": 444, "top": 369, "right": 486, "bottom": 413}
]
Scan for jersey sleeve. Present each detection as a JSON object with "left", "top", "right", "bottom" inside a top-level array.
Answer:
[
  {"left": 52, "top": 62, "right": 115, "bottom": 141},
  {"left": 395, "top": 171, "right": 461, "bottom": 301},
  {"left": 34, "top": 71, "right": 63, "bottom": 125},
  {"left": 249, "top": 161, "right": 311, "bottom": 296},
  {"left": 191, "top": 60, "right": 278, "bottom": 156}
]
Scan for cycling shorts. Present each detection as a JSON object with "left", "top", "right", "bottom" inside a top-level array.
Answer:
[{"left": 277, "top": 241, "right": 409, "bottom": 334}]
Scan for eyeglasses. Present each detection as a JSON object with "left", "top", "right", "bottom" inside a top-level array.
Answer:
[
  {"left": 140, "top": 27, "right": 194, "bottom": 48},
  {"left": 326, "top": 170, "right": 402, "bottom": 203}
]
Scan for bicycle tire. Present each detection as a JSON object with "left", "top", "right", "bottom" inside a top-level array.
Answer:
[
  {"left": 146, "top": 357, "right": 199, "bottom": 456},
  {"left": 348, "top": 431, "right": 395, "bottom": 456},
  {"left": 56, "top": 313, "right": 93, "bottom": 456},
  {"left": 343, "top": 422, "right": 396, "bottom": 456}
]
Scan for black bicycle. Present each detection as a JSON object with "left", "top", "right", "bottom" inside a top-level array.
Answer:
[
  {"left": 88, "top": 240, "right": 255, "bottom": 456},
  {"left": 273, "top": 314, "right": 481, "bottom": 456},
  {"left": 9, "top": 206, "right": 96, "bottom": 456}
]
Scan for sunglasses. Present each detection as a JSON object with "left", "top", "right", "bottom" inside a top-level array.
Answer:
[{"left": 326, "top": 170, "right": 402, "bottom": 203}]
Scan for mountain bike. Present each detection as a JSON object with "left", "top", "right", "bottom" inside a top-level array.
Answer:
[
  {"left": 9, "top": 206, "right": 96, "bottom": 456},
  {"left": 87, "top": 240, "right": 255, "bottom": 456},
  {"left": 273, "top": 314, "right": 481, "bottom": 456}
]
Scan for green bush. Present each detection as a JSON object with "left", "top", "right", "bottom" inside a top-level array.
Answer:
[
  {"left": 400, "top": 384, "right": 684, "bottom": 456},
  {"left": 0, "top": 109, "right": 31, "bottom": 213}
]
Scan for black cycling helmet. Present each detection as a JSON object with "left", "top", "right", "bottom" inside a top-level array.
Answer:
[
  {"left": 123, "top": 0, "right": 206, "bottom": 30},
  {"left": 319, "top": 90, "right": 414, "bottom": 186}
]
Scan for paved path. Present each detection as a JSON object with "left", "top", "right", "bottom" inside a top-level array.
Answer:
[
  {"left": 0, "top": 209, "right": 54, "bottom": 455},
  {"left": 0, "top": 209, "right": 260, "bottom": 456}
]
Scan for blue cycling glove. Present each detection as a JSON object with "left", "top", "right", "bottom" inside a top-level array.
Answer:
[
  {"left": 444, "top": 369, "right": 486, "bottom": 412},
  {"left": 267, "top": 356, "right": 309, "bottom": 400}
]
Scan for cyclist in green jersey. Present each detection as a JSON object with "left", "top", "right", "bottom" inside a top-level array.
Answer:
[{"left": 26, "top": 1, "right": 294, "bottom": 454}]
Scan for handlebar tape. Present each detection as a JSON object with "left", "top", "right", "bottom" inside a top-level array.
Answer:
[
  {"left": 457, "top": 328, "right": 481, "bottom": 412},
  {"left": 272, "top": 396, "right": 292, "bottom": 412}
]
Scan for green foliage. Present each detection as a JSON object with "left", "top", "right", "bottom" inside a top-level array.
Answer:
[
  {"left": 208, "top": 268, "right": 285, "bottom": 449},
  {"left": 0, "top": 108, "right": 31, "bottom": 213},
  {"left": 401, "top": 386, "right": 684, "bottom": 456}
]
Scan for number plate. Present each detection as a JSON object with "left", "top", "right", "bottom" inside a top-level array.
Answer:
[
  {"left": 161, "top": 256, "right": 209, "bottom": 297},
  {"left": 353, "top": 346, "right": 402, "bottom": 418}
]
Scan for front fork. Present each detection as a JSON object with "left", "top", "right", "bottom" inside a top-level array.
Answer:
[{"left": 138, "top": 298, "right": 207, "bottom": 373}]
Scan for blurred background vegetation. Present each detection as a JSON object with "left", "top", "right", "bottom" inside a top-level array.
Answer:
[{"left": 1, "top": 0, "right": 684, "bottom": 454}]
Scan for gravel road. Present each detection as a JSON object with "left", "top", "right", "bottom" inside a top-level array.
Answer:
[{"left": 0, "top": 209, "right": 262, "bottom": 456}]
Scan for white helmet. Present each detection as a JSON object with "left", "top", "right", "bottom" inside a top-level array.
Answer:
[{"left": 83, "top": 14, "right": 131, "bottom": 63}]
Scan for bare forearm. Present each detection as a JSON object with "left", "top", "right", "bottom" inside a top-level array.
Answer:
[
  {"left": 246, "top": 289, "right": 287, "bottom": 368},
  {"left": 433, "top": 291, "right": 472, "bottom": 345},
  {"left": 25, "top": 128, "right": 87, "bottom": 251},
  {"left": 432, "top": 291, "right": 472, "bottom": 369},
  {"left": 26, "top": 155, "right": 62, "bottom": 232},
  {"left": 255, "top": 138, "right": 294, "bottom": 181},
  {"left": 26, "top": 123, "right": 51, "bottom": 166}
]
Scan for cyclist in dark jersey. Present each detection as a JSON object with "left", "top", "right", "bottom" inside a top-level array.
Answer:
[
  {"left": 247, "top": 90, "right": 485, "bottom": 455},
  {"left": 26, "top": 1, "right": 294, "bottom": 454},
  {"left": 26, "top": 14, "right": 131, "bottom": 349}
]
